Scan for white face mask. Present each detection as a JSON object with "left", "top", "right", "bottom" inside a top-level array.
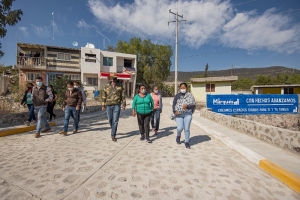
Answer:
[
  {"left": 74, "top": 86, "right": 78, "bottom": 88},
  {"left": 154, "top": 90, "right": 158, "bottom": 94},
  {"left": 180, "top": 89, "right": 186, "bottom": 94},
  {"left": 68, "top": 87, "right": 73, "bottom": 91},
  {"left": 141, "top": 89, "right": 146, "bottom": 94}
]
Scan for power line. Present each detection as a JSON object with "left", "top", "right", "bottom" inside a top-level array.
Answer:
[
  {"left": 179, "top": 40, "right": 300, "bottom": 58},
  {"left": 185, "top": 0, "right": 258, "bottom": 15}
]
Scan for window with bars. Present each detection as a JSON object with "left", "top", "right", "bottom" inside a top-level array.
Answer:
[
  {"left": 206, "top": 84, "right": 215, "bottom": 92},
  {"left": 26, "top": 73, "right": 41, "bottom": 81},
  {"left": 57, "top": 53, "right": 71, "bottom": 61},
  {"left": 65, "top": 74, "right": 80, "bottom": 80},
  {"left": 103, "top": 57, "right": 113, "bottom": 66},
  {"left": 87, "top": 78, "right": 98, "bottom": 86}
]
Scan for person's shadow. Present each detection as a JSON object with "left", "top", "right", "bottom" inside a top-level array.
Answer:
[
  {"left": 116, "top": 130, "right": 140, "bottom": 139},
  {"left": 189, "top": 135, "right": 211, "bottom": 146},
  {"left": 150, "top": 126, "right": 176, "bottom": 141}
]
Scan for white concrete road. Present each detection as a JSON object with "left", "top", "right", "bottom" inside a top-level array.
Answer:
[{"left": 0, "top": 99, "right": 299, "bottom": 200}]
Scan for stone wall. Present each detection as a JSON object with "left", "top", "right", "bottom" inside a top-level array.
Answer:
[
  {"left": 0, "top": 105, "right": 102, "bottom": 126},
  {"left": 200, "top": 109, "right": 300, "bottom": 154},
  {"left": 235, "top": 94, "right": 300, "bottom": 131},
  {"left": 235, "top": 114, "right": 299, "bottom": 131}
]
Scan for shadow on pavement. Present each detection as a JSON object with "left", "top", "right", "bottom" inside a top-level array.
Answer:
[
  {"left": 189, "top": 135, "right": 211, "bottom": 146},
  {"left": 116, "top": 130, "right": 140, "bottom": 140},
  {"left": 151, "top": 126, "right": 176, "bottom": 142}
]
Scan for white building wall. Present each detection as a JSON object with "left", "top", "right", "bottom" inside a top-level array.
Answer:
[{"left": 80, "top": 47, "right": 101, "bottom": 92}]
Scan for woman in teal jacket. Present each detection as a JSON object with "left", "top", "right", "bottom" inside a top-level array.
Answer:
[{"left": 132, "top": 85, "right": 154, "bottom": 143}]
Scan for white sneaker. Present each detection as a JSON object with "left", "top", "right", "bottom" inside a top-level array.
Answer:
[
  {"left": 30, "top": 121, "right": 36, "bottom": 125},
  {"left": 24, "top": 121, "right": 30, "bottom": 126}
]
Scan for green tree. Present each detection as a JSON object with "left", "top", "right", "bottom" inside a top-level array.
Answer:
[
  {"left": 204, "top": 63, "right": 209, "bottom": 77},
  {"left": 115, "top": 37, "right": 173, "bottom": 88},
  {"left": 0, "top": 0, "right": 23, "bottom": 57},
  {"left": 49, "top": 76, "right": 84, "bottom": 107},
  {"left": 193, "top": 63, "right": 209, "bottom": 78},
  {"left": 232, "top": 77, "right": 255, "bottom": 90},
  {"left": 255, "top": 75, "right": 274, "bottom": 85}
]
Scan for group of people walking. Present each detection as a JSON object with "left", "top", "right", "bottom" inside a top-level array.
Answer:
[{"left": 23, "top": 72, "right": 196, "bottom": 148}]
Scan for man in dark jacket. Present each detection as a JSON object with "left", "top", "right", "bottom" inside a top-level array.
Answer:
[
  {"left": 32, "top": 76, "right": 53, "bottom": 138},
  {"left": 59, "top": 81, "right": 82, "bottom": 136}
]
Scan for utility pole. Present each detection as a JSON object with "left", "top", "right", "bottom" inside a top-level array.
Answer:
[
  {"left": 52, "top": 12, "right": 54, "bottom": 45},
  {"left": 168, "top": 9, "right": 186, "bottom": 94}
]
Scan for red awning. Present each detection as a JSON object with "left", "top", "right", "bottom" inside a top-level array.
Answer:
[{"left": 100, "top": 72, "right": 131, "bottom": 80}]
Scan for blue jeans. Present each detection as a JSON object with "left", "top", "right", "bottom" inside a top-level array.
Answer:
[
  {"left": 106, "top": 105, "right": 121, "bottom": 137},
  {"left": 27, "top": 104, "right": 36, "bottom": 121},
  {"left": 63, "top": 106, "right": 79, "bottom": 132},
  {"left": 175, "top": 111, "right": 192, "bottom": 143},
  {"left": 35, "top": 106, "right": 50, "bottom": 133},
  {"left": 151, "top": 109, "right": 161, "bottom": 131}
]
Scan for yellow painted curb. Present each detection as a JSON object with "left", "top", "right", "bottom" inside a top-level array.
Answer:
[
  {"left": 0, "top": 122, "right": 56, "bottom": 137},
  {"left": 259, "top": 159, "right": 300, "bottom": 193}
]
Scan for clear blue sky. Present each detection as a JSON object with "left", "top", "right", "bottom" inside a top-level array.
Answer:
[{"left": 2, "top": 0, "right": 300, "bottom": 71}]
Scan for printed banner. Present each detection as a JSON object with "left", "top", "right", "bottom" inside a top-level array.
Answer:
[{"left": 206, "top": 94, "right": 299, "bottom": 115}]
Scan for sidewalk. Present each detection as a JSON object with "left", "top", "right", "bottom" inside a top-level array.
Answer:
[{"left": 192, "top": 111, "right": 300, "bottom": 177}]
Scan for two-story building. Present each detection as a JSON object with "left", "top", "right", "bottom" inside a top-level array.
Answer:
[
  {"left": 81, "top": 45, "right": 137, "bottom": 98},
  {"left": 17, "top": 43, "right": 81, "bottom": 86}
]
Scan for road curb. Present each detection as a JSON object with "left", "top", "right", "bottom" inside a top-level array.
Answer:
[
  {"left": 169, "top": 101, "right": 300, "bottom": 193},
  {"left": 0, "top": 122, "right": 56, "bottom": 137},
  {"left": 192, "top": 115, "right": 300, "bottom": 194}
]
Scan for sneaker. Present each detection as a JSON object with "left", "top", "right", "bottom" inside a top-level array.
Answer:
[
  {"left": 34, "top": 133, "right": 40, "bottom": 138},
  {"left": 30, "top": 120, "right": 36, "bottom": 125},
  {"left": 111, "top": 137, "right": 117, "bottom": 142},
  {"left": 24, "top": 121, "right": 30, "bottom": 126},
  {"left": 59, "top": 131, "right": 67, "bottom": 136},
  {"left": 140, "top": 135, "right": 145, "bottom": 141},
  {"left": 146, "top": 137, "right": 152, "bottom": 143},
  {"left": 73, "top": 130, "right": 78, "bottom": 134},
  {"left": 185, "top": 143, "right": 191, "bottom": 149},
  {"left": 153, "top": 131, "right": 158, "bottom": 136},
  {"left": 41, "top": 128, "right": 51, "bottom": 133},
  {"left": 176, "top": 136, "right": 181, "bottom": 144}
]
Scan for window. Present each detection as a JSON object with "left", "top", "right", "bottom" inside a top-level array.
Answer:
[
  {"left": 206, "top": 84, "right": 215, "bottom": 92},
  {"left": 124, "top": 59, "right": 132, "bottom": 68},
  {"left": 57, "top": 53, "right": 71, "bottom": 61},
  {"left": 26, "top": 73, "right": 40, "bottom": 81},
  {"left": 65, "top": 74, "right": 80, "bottom": 80},
  {"left": 87, "top": 78, "right": 98, "bottom": 86},
  {"left": 48, "top": 74, "right": 56, "bottom": 82},
  {"left": 284, "top": 88, "right": 293, "bottom": 94},
  {"left": 103, "top": 57, "right": 113, "bottom": 66},
  {"left": 85, "top": 53, "right": 97, "bottom": 63}
]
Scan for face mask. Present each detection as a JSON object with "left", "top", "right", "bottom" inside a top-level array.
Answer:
[
  {"left": 74, "top": 86, "right": 78, "bottom": 88},
  {"left": 154, "top": 90, "right": 158, "bottom": 94},
  {"left": 141, "top": 89, "right": 146, "bottom": 94},
  {"left": 36, "top": 82, "right": 42, "bottom": 87},
  {"left": 27, "top": 87, "right": 32, "bottom": 90},
  {"left": 68, "top": 87, "right": 73, "bottom": 91},
  {"left": 180, "top": 89, "right": 186, "bottom": 94}
]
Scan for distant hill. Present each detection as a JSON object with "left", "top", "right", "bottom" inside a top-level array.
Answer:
[{"left": 166, "top": 66, "right": 300, "bottom": 82}]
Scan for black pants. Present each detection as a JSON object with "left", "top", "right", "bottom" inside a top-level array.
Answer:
[
  {"left": 137, "top": 112, "right": 152, "bottom": 138},
  {"left": 47, "top": 102, "right": 56, "bottom": 120}
]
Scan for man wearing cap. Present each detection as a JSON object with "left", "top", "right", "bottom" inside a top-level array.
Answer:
[{"left": 102, "top": 72, "right": 126, "bottom": 142}]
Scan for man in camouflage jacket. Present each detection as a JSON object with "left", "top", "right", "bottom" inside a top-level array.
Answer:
[{"left": 102, "top": 73, "right": 126, "bottom": 142}]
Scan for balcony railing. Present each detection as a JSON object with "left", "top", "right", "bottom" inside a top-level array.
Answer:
[
  {"left": 117, "top": 66, "right": 124, "bottom": 73},
  {"left": 17, "top": 57, "right": 46, "bottom": 69}
]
